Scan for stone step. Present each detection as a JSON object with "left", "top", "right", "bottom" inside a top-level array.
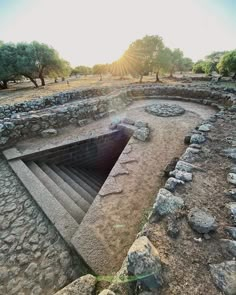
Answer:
[
  {"left": 78, "top": 168, "right": 103, "bottom": 187},
  {"left": 39, "top": 163, "right": 90, "bottom": 212},
  {"left": 71, "top": 167, "right": 101, "bottom": 192},
  {"left": 50, "top": 164, "right": 94, "bottom": 204},
  {"left": 60, "top": 166, "right": 98, "bottom": 197},
  {"left": 28, "top": 161, "right": 85, "bottom": 223},
  {"left": 82, "top": 168, "right": 106, "bottom": 184}
]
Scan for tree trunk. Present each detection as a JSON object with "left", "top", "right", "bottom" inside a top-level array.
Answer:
[
  {"left": 28, "top": 77, "right": 38, "bottom": 88},
  {"left": 54, "top": 78, "right": 58, "bottom": 83},
  {"left": 99, "top": 74, "right": 102, "bottom": 81},
  {"left": 0, "top": 81, "right": 8, "bottom": 89},
  {"left": 39, "top": 76, "right": 45, "bottom": 86},
  {"left": 232, "top": 73, "right": 236, "bottom": 80},
  {"left": 139, "top": 75, "right": 143, "bottom": 83},
  {"left": 155, "top": 72, "right": 160, "bottom": 82}
]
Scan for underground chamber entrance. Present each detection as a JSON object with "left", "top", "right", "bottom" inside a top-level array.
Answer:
[{"left": 21, "top": 130, "right": 131, "bottom": 225}]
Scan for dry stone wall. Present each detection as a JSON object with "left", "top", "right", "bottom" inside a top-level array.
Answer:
[{"left": 0, "top": 85, "right": 235, "bottom": 149}]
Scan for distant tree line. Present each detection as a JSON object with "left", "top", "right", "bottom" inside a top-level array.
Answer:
[
  {"left": 193, "top": 50, "right": 236, "bottom": 79},
  {"left": 0, "top": 41, "right": 71, "bottom": 89}
]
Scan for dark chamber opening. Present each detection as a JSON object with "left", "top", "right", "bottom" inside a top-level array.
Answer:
[{"left": 23, "top": 130, "right": 131, "bottom": 224}]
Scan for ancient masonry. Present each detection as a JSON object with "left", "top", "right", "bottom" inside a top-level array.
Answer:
[{"left": 0, "top": 84, "right": 236, "bottom": 295}]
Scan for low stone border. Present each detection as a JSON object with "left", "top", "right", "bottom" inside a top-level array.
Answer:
[{"left": 0, "top": 84, "right": 235, "bottom": 149}]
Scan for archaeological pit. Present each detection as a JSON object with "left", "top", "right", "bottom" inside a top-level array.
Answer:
[{"left": 0, "top": 84, "right": 235, "bottom": 294}]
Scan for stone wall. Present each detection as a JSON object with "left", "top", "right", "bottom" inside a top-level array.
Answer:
[{"left": 0, "top": 85, "right": 235, "bottom": 149}]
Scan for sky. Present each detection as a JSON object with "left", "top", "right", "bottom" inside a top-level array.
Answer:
[{"left": 0, "top": 0, "right": 235, "bottom": 67}]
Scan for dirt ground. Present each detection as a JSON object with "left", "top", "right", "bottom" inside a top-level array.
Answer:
[{"left": 144, "top": 113, "right": 236, "bottom": 295}]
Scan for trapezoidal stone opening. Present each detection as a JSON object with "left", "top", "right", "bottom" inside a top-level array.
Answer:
[{"left": 20, "top": 130, "right": 131, "bottom": 225}]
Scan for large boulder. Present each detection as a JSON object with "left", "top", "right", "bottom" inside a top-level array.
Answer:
[
  {"left": 187, "top": 207, "right": 217, "bottom": 233},
  {"left": 150, "top": 188, "right": 184, "bottom": 221},
  {"left": 54, "top": 274, "right": 96, "bottom": 295},
  {"left": 210, "top": 261, "right": 236, "bottom": 295},
  {"left": 127, "top": 236, "right": 163, "bottom": 291}
]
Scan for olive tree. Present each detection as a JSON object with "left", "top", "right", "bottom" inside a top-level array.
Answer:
[{"left": 217, "top": 50, "right": 236, "bottom": 79}]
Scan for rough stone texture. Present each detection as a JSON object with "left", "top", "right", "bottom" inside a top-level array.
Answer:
[
  {"left": 220, "top": 239, "right": 236, "bottom": 257},
  {"left": 222, "top": 148, "right": 236, "bottom": 160},
  {"left": 227, "top": 173, "right": 236, "bottom": 185},
  {"left": 150, "top": 188, "right": 184, "bottom": 221},
  {"left": 190, "top": 134, "right": 206, "bottom": 144},
  {"left": 210, "top": 261, "right": 236, "bottom": 295},
  {"left": 188, "top": 207, "right": 217, "bottom": 233},
  {"left": 110, "top": 163, "right": 129, "bottom": 177},
  {"left": 170, "top": 169, "right": 193, "bottom": 182},
  {"left": 145, "top": 104, "right": 185, "bottom": 117},
  {"left": 198, "top": 123, "right": 212, "bottom": 132},
  {"left": 54, "top": 274, "right": 96, "bottom": 295},
  {"left": 0, "top": 155, "right": 87, "bottom": 295},
  {"left": 133, "top": 127, "right": 150, "bottom": 142},
  {"left": 227, "top": 203, "right": 236, "bottom": 224},
  {"left": 225, "top": 227, "right": 236, "bottom": 240},
  {"left": 41, "top": 128, "right": 58, "bottom": 138},
  {"left": 127, "top": 236, "right": 163, "bottom": 290},
  {"left": 164, "top": 177, "right": 184, "bottom": 192}
]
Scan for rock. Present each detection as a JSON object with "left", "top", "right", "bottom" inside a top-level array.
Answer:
[
  {"left": 0, "top": 267, "right": 8, "bottom": 282},
  {"left": 175, "top": 160, "right": 194, "bottom": 172},
  {"left": 0, "top": 136, "right": 9, "bottom": 145},
  {"left": 127, "top": 236, "right": 163, "bottom": 290},
  {"left": 150, "top": 188, "right": 184, "bottom": 221},
  {"left": 31, "top": 124, "right": 41, "bottom": 132},
  {"left": 181, "top": 147, "right": 200, "bottom": 163},
  {"left": 133, "top": 127, "right": 150, "bottom": 142},
  {"left": 225, "top": 227, "right": 236, "bottom": 240},
  {"left": 220, "top": 239, "right": 236, "bottom": 257},
  {"left": 164, "top": 157, "right": 179, "bottom": 176},
  {"left": 145, "top": 104, "right": 185, "bottom": 117},
  {"left": 135, "top": 121, "right": 148, "bottom": 128},
  {"left": 54, "top": 274, "right": 96, "bottom": 295},
  {"left": 198, "top": 124, "right": 212, "bottom": 132},
  {"left": 188, "top": 207, "right": 217, "bottom": 233},
  {"left": 210, "top": 261, "right": 236, "bottom": 295},
  {"left": 230, "top": 166, "right": 236, "bottom": 174},
  {"left": 99, "top": 290, "right": 116, "bottom": 295},
  {"left": 167, "top": 215, "right": 180, "bottom": 238},
  {"left": 31, "top": 285, "right": 43, "bottom": 295},
  {"left": 99, "top": 177, "right": 122, "bottom": 196},
  {"left": 41, "top": 129, "right": 58, "bottom": 138},
  {"left": 170, "top": 170, "right": 192, "bottom": 182},
  {"left": 227, "top": 173, "right": 236, "bottom": 185},
  {"left": 226, "top": 203, "right": 236, "bottom": 223},
  {"left": 24, "top": 262, "right": 38, "bottom": 277},
  {"left": 184, "top": 135, "right": 191, "bottom": 145},
  {"left": 164, "top": 177, "right": 184, "bottom": 192},
  {"left": 222, "top": 148, "right": 236, "bottom": 160},
  {"left": 190, "top": 134, "right": 206, "bottom": 144},
  {"left": 225, "top": 188, "right": 236, "bottom": 201}
]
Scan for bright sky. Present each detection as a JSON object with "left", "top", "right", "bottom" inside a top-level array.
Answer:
[{"left": 0, "top": 0, "right": 235, "bottom": 66}]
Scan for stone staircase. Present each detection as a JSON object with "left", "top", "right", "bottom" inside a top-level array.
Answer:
[{"left": 26, "top": 161, "right": 106, "bottom": 224}]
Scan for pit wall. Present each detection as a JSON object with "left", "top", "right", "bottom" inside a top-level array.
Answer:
[{"left": 0, "top": 85, "right": 235, "bottom": 149}]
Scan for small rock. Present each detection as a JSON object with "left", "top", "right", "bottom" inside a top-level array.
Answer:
[
  {"left": 190, "top": 134, "right": 206, "bottom": 144},
  {"left": 175, "top": 160, "right": 194, "bottom": 172},
  {"left": 225, "top": 188, "right": 236, "bottom": 201},
  {"left": 167, "top": 216, "right": 179, "bottom": 238},
  {"left": 54, "top": 274, "right": 96, "bottom": 295},
  {"left": 170, "top": 169, "right": 192, "bottom": 182},
  {"left": 133, "top": 127, "right": 150, "bottom": 142},
  {"left": 227, "top": 173, "right": 236, "bottom": 185},
  {"left": 210, "top": 261, "right": 236, "bottom": 295},
  {"left": 164, "top": 177, "right": 184, "bottom": 192},
  {"left": 127, "top": 236, "right": 163, "bottom": 290},
  {"left": 150, "top": 188, "right": 184, "bottom": 222},
  {"left": 220, "top": 239, "right": 236, "bottom": 257},
  {"left": 41, "top": 129, "right": 57, "bottom": 138},
  {"left": 226, "top": 203, "right": 236, "bottom": 223},
  {"left": 188, "top": 207, "right": 217, "bottom": 233},
  {"left": 222, "top": 148, "right": 236, "bottom": 160},
  {"left": 225, "top": 227, "right": 236, "bottom": 240},
  {"left": 135, "top": 121, "right": 148, "bottom": 128},
  {"left": 25, "top": 262, "right": 38, "bottom": 277},
  {"left": 0, "top": 267, "right": 8, "bottom": 282},
  {"left": 31, "top": 285, "right": 43, "bottom": 295},
  {"left": 198, "top": 124, "right": 212, "bottom": 132}
]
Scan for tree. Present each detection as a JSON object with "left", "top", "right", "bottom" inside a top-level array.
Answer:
[
  {"left": 217, "top": 50, "right": 236, "bottom": 79},
  {"left": 192, "top": 60, "right": 206, "bottom": 74},
  {"left": 167, "top": 48, "right": 184, "bottom": 77},
  {"left": 71, "top": 65, "right": 92, "bottom": 76},
  {"left": 0, "top": 43, "right": 18, "bottom": 89},
  {"left": 92, "top": 64, "right": 108, "bottom": 81},
  {"left": 15, "top": 41, "right": 69, "bottom": 87}
]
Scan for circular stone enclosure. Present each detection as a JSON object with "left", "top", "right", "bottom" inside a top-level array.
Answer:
[{"left": 145, "top": 103, "right": 186, "bottom": 117}]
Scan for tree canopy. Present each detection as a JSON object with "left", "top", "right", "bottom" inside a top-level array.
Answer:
[
  {"left": 217, "top": 50, "right": 236, "bottom": 78},
  {"left": 0, "top": 41, "right": 70, "bottom": 88}
]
